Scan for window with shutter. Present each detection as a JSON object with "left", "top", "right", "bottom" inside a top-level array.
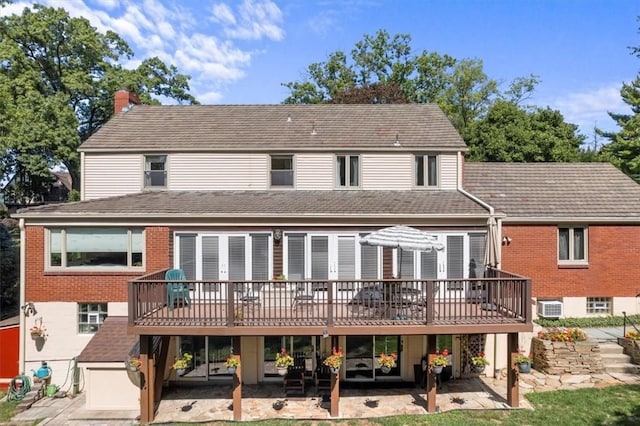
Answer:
[
  {"left": 251, "top": 234, "right": 269, "bottom": 280},
  {"left": 311, "top": 236, "right": 328, "bottom": 280},
  {"left": 179, "top": 235, "right": 197, "bottom": 280},
  {"left": 446, "top": 235, "right": 464, "bottom": 289},
  {"left": 287, "top": 234, "right": 305, "bottom": 280},
  {"left": 228, "top": 236, "right": 246, "bottom": 281}
]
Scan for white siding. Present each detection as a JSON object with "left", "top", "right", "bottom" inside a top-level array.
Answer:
[
  {"left": 23, "top": 302, "right": 127, "bottom": 385},
  {"left": 296, "top": 154, "right": 333, "bottom": 190},
  {"left": 361, "top": 154, "right": 413, "bottom": 190},
  {"left": 83, "top": 154, "right": 141, "bottom": 200},
  {"left": 170, "top": 154, "right": 268, "bottom": 190},
  {"left": 439, "top": 153, "right": 458, "bottom": 190}
]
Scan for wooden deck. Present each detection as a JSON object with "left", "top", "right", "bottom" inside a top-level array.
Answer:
[{"left": 128, "top": 271, "right": 532, "bottom": 335}]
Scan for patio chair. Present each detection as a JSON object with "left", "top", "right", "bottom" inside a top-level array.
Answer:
[
  {"left": 238, "top": 283, "right": 263, "bottom": 314},
  {"left": 166, "top": 268, "right": 190, "bottom": 310},
  {"left": 292, "top": 282, "right": 316, "bottom": 313},
  {"left": 314, "top": 365, "right": 332, "bottom": 394},
  {"left": 283, "top": 364, "right": 305, "bottom": 395}
]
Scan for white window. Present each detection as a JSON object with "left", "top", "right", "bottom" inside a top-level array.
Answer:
[
  {"left": 144, "top": 155, "right": 167, "bottom": 188},
  {"left": 270, "top": 155, "right": 294, "bottom": 187},
  {"left": 415, "top": 154, "right": 438, "bottom": 188},
  {"left": 558, "top": 226, "right": 587, "bottom": 264},
  {"left": 78, "top": 303, "right": 107, "bottom": 334},
  {"left": 587, "top": 297, "right": 611, "bottom": 314},
  {"left": 336, "top": 155, "right": 360, "bottom": 188},
  {"left": 48, "top": 228, "right": 144, "bottom": 269}
]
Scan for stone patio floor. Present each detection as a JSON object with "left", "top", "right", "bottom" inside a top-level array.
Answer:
[{"left": 10, "top": 370, "right": 640, "bottom": 425}]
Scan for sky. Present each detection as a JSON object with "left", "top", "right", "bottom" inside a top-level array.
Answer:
[{"left": 2, "top": 0, "right": 639, "bottom": 142}]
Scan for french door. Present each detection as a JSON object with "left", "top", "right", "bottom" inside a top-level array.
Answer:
[
  {"left": 345, "top": 335, "right": 400, "bottom": 381},
  {"left": 175, "top": 233, "right": 271, "bottom": 299}
]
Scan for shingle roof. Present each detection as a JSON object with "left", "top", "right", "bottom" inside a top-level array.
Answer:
[
  {"left": 76, "top": 317, "right": 136, "bottom": 363},
  {"left": 464, "top": 162, "right": 640, "bottom": 219},
  {"left": 79, "top": 104, "right": 466, "bottom": 152},
  {"left": 15, "top": 190, "right": 489, "bottom": 219}
]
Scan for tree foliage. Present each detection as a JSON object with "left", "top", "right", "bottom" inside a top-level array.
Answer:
[
  {"left": 0, "top": 4, "right": 197, "bottom": 194},
  {"left": 0, "top": 221, "right": 18, "bottom": 320},
  {"left": 466, "top": 100, "right": 585, "bottom": 162},
  {"left": 282, "top": 29, "right": 498, "bottom": 136}
]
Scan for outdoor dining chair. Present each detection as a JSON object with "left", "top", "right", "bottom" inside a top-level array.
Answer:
[{"left": 166, "top": 268, "right": 190, "bottom": 310}]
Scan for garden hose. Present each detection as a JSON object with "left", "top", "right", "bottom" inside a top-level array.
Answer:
[{"left": 7, "top": 374, "right": 31, "bottom": 401}]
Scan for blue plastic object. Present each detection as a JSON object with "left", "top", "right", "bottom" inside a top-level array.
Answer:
[{"left": 166, "top": 268, "right": 190, "bottom": 309}]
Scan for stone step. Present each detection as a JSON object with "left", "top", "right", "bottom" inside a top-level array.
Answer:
[
  {"left": 601, "top": 352, "right": 632, "bottom": 363},
  {"left": 605, "top": 363, "right": 640, "bottom": 374},
  {"left": 598, "top": 343, "right": 626, "bottom": 355}
]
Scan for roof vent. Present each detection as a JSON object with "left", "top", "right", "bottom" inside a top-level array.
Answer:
[
  {"left": 393, "top": 133, "right": 401, "bottom": 147},
  {"left": 311, "top": 122, "right": 317, "bottom": 135},
  {"left": 287, "top": 115, "right": 291, "bottom": 122}
]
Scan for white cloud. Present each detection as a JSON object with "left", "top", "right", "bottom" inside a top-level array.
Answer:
[
  {"left": 546, "top": 84, "right": 629, "bottom": 135},
  {"left": 210, "top": 0, "right": 284, "bottom": 41},
  {"left": 211, "top": 3, "right": 236, "bottom": 26},
  {"left": 3, "top": 0, "right": 285, "bottom": 104}
]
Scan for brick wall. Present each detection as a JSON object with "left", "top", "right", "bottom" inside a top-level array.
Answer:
[
  {"left": 25, "top": 226, "right": 170, "bottom": 302},
  {"left": 501, "top": 224, "right": 640, "bottom": 298}
]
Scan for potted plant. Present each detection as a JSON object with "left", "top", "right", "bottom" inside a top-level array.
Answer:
[
  {"left": 226, "top": 356, "right": 240, "bottom": 374},
  {"left": 377, "top": 352, "right": 397, "bottom": 374},
  {"left": 514, "top": 352, "right": 531, "bottom": 373},
  {"left": 125, "top": 354, "right": 142, "bottom": 372},
  {"left": 323, "top": 347, "right": 344, "bottom": 374},
  {"left": 471, "top": 351, "right": 489, "bottom": 373},
  {"left": 430, "top": 349, "right": 449, "bottom": 374},
  {"left": 30, "top": 325, "right": 45, "bottom": 340},
  {"left": 275, "top": 348, "right": 294, "bottom": 375},
  {"left": 172, "top": 352, "right": 193, "bottom": 376}
]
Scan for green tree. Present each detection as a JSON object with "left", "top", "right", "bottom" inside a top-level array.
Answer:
[
  {"left": 466, "top": 99, "right": 585, "bottom": 162},
  {"left": 0, "top": 222, "right": 18, "bottom": 320},
  {"left": 0, "top": 5, "right": 197, "bottom": 193},
  {"left": 598, "top": 18, "right": 640, "bottom": 180},
  {"left": 282, "top": 29, "right": 498, "bottom": 136}
]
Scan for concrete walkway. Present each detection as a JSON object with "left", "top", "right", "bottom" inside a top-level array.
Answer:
[{"left": 10, "top": 369, "right": 640, "bottom": 425}]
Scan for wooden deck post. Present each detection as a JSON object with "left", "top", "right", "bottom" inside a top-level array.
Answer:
[
  {"left": 506, "top": 332, "right": 520, "bottom": 408},
  {"left": 330, "top": 369, "right": 339, "bottom": 417},
  {"left": 232, "top": 355, "right": 242, "bottom": 421},
  {"left": 139, "top": 335, "right": 154, "bottom": 423},
  {"left": 425, "top": 334, "right": 437, "bottom": 412}
]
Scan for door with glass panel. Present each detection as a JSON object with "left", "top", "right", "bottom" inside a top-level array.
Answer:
[
  {"left": 263, "top": 336, "right": 316, "bottom": 380},
  {"left": 175, "top": 233, "right": 270, "bottom": 300},
  {"left": 345, "top": 335, "right": 400, "bottom": 381}
]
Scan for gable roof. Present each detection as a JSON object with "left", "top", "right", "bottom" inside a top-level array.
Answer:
[
  {"left": 14, "top": 189, "right": 489, "bottom": 220},
  {"left": 79, "top": 104, "right": 466, "bottom": 152},
  {"left": 464, "top": 162, "right": 640, "bottom": 221}
]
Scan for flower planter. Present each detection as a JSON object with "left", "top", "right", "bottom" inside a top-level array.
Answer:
[
  {"left": 125, "top": 362, "right": 140, "bottom": 372},
  {"left": 30, "top": 332, "right": 43, "bottom": 340},
  {"left": 277, "top": 367, "right": 288, "bottom": 376},
  {"left": 227, "top": 366, "right": 237, "bottom": 375},
  {"left": 330, "top": 367, "right": 340, "bottom": 375},
  {"left": 432, "top": 365, "right": 443, "bottom": 374},
  {"left": 176, "top": 368, "right": 186, "bottom": 376},
  {"left": 517, "top": 362, "right": 531, "bottom": 373},
  {"left": 380, "top": 366, "right": 391, "bottom": 374},
  {"left": 473, "top": 365, "right": 485, "bottom": 373}
]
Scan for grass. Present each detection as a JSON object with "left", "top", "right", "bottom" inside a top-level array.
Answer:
[
  {"left": 1, "top": 384, "right": 640, "bottom": 425},
  {"left": 0, "top": 391, "right": 20, "bottom": 423}
]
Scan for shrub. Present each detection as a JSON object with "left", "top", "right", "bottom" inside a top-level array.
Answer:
[{"left": 537, "top": 327, "right": 587, "bottom": 342}]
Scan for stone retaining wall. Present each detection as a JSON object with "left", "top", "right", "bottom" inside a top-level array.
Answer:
[
  {"left": 531, "top": 337, "right": 604, "bottom": 374},
  {"left": 618, "top": 337, "right": 640, "bottom": 363}
]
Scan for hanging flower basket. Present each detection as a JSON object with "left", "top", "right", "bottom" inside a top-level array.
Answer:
[
  {"left": 227, "top": 366, "right": 237, "bottom": 375},
  {"left": 277, "top": 367, "right": 288, "bottom": 376},
  {"left": 125, "top": 355, "right": 141, "bottom": 372},
  {"left": 275, "top": 348, "right": 293, "bottom": 375},
  {"left": 432, "top": 365, "right": 444, "bottom": 374},
  {"left": 377, "top": 352, "right": 397, "bottom": 374},
  {"left": 323, "top": 347, "right": 344, "bottom": 374},
  {"left": 380, "top": 366, "right": 391, "bottom": 374},
  {"left": 30, "top": 325, "right": 45, "bottom": 340}
]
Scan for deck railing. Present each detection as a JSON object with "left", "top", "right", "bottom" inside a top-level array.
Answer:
[{"left": 129, "top": 269, "right": 532, "bottom": 328}]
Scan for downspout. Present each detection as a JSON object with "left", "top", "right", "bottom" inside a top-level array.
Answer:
[
  {"left": 456, "top": 152, "right": 499, "bottom": 377},
  {"left": 18, "top": 218, "right": 26, "bottom": 375}
]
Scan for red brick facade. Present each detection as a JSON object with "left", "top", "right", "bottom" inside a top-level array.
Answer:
[
  {"left": 25, "top": 226, "right": 170, "bottom": 302},
  {"left": 501, "top": 224, "right": 640, "bottom": 298}
]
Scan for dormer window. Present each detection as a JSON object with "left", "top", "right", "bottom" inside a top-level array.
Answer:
[
  {"left": 144, "top": 155, "right": 167, "bottom": 188},
  {"left": 336, "top": 155, "right": 359, "bottom": 188},
  {"left": 415, "top": 154, "right": 438, "bottom": 188},
  {"left": 271, "top": 155, "right": 294, "bottom": 187}
]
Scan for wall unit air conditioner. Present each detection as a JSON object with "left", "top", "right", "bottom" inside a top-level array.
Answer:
[{"left": 537, "top": 301, "right": 563, "bottom": 318}]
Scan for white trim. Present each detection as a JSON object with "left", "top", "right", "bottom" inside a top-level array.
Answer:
[{"left": 19, "top": 218, "right": 26, "bottom": 376}]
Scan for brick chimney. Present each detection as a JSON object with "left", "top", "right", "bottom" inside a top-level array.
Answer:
[{"left": 114, "top": 90, "right": 140, "bottom": 115}]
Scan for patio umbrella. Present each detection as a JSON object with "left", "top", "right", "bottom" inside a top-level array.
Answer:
[
  {"left": 360, "top": 225, "right": 444, "bottom": 277},
  {"left": 483, "top": 217, "right": 500, "bottom": 270}
]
